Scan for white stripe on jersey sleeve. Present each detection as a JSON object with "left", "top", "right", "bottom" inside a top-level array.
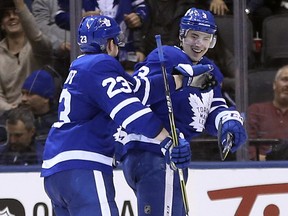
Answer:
[
  {"left": 110, "top": 97, "right": 140, "bottom": 119},
  {"left": 122, "top": 107, "right": 152, "bottom": 129}
]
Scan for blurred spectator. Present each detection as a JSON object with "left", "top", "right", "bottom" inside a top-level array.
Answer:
[
  {"left": 54, "top": 0, "right": 100, "bottom": 30},
  {"left": 0, "top": 0, "right": 52, "bottom": 115},
  {"left": 0, "top": 125, "right": 7, "bottom": 152},
  {"left": 139, "top": 0, "right": 193, "bottom": 56},
  {"left": 192, "top": 0, "right": 233, "bottom": 15},
  {"left": 55, "top": 0, "right": 148, "bottom": 73},
  {"left": 24, "top": 0, "right": 33, "bottom": 11},
  {"left": 193, "top": 1, "right": 287, "bottom": 37},
  {"left": 208, "top": 0, "right": 233, "bottom": 15},
  {"left": 0, "top": 105, "right": 41, "bottom": 165},
  {"left": 247, "top": 65, "right": 288, "bottom": 160},
  {"left": 279, "top": 0, "right": 288, "bottom": 13},
  {"left": 246, "top": 0, "right": 277, "bottom": 38},
  {"left": 202, "top": 0, "right": 287, "bottom": 37},
  {"left": 32, "top": 0, "right": 71, "bottom": 80},
  {"left": 21, "top": 69, "right": 58, "bottom": 137}
]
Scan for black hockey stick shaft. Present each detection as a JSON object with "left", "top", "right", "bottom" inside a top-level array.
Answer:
[
  {"left": 155, "top": 35, "right": 189, "bottom": 215},
  {"left": 218, "top": 118, "right": 233, "bottom": 161}
]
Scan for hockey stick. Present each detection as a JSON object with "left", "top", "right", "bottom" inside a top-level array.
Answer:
[
  {"left": 155, "top": 35, "right": 189, "bottom": 215},
  {"left": 217, "top": 118, "right": 233, "bottom": 161}
]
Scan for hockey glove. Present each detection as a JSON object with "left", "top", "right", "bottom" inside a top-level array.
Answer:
[
  {"left": 220, "top": 120, "right": 247, "bottom": 153},
  {"left": 173, "top": 63, "right": 217, "bottom": 90},
  {"left": 171, "top": 133, "right": 191, "bottom": 169},
  {"left": 160, "top": 130, "right": 191, "bottom": 169}
]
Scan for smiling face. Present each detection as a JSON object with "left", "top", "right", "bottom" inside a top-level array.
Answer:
[
  {"left": 181, "top": 29, "right": 214, "bottom": 63},
  {"left": 1, "top": 8, "right": 23, "bottom": 36}
]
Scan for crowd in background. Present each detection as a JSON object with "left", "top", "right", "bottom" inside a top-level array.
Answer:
[{"left": 0, "top": 0, "right": 288, "bottom": 164}]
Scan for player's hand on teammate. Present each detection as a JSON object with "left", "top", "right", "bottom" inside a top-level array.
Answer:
[
  {"left": 220, "top": 120, "right": 247, "bottom": 152},
  {"left": 190, "top": 71, "right": 217, "bottom": 90},
  {"left": 173, "top": 63, "right": 217, "bottom": 90},
  {"left": 160, "top": 129, "right": 191, "bottom": 169}
]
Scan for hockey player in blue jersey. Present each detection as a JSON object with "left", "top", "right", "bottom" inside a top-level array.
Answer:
[
  {"left": 114, "top": 7, "right": 248, "bottom": 216},
  {"left": 40, "top": 15, "right": 213, "bottom": 216}
]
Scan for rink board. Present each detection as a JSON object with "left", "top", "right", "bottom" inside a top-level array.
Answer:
[{"left": 1, "top": 162, "right": 288, "bottom": 216}]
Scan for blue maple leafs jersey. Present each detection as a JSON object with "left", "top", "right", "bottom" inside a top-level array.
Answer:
[
  {"left": 115, "top": 45, "right": 234, "bottom": 160},
  {"left": 41, "top": 53, "right": 176, "bottom": 177}
]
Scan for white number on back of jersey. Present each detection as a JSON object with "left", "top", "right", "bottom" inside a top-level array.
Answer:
[
  {"left": 102, "top": 76, "right": 132, "bottom": 98},
  {"left": 53, "top": 88, "right": 71, "bottom": 128},
  {"left": 53, "top": 75, "right": 132, "bottom": 128}
]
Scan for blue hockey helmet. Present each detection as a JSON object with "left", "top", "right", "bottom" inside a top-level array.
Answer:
[
  {"left": 180, "top": 8, "right": 217, "bottom": 38},
  {"left": 77, "top": 15, "right": 124, "bottom": 53}
]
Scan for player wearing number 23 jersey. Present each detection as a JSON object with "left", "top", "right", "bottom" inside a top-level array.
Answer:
[{"left": 40, "top": 15, "right": 188, "bottom": 216}]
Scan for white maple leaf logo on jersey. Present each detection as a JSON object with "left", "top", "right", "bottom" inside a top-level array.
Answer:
[
  {"left": 188, "top": 92, "right": 213, "bottom": 132},
  {"left": 0, "top": 207, "right": 15, "bottom": 216}
]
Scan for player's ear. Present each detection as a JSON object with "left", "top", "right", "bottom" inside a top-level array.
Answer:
[
  {"left": 107, "top": 39, "right": 118, "bottom": 57},
  {"left": 106, "top": 39, "right": 113, "bottom": 53}
]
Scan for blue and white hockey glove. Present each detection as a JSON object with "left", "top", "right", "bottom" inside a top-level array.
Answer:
[
  {"left": 217, "top": 111, "right": 248, "bottom": 153},
  {"left": 173, "top": 63, "right": 217, "bottom": 90},
  {"left": 160, "top": 130, "right": 191, "bottom": 169},
  {"left": 171, "top": 133, "right": 191, "bottom": 169}
]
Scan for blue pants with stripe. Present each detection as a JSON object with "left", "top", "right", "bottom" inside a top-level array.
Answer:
[
  {"left": 122, "top": 150, "right": 188, "bottom": 216},
  {"left": 44, "top": 169, "right": 119, "bottom": 216}
]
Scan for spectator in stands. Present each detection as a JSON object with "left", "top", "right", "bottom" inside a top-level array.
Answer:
[
  {"left": 246, "top": 0, "right": 277, "bottom": 38},
  {"left": 54, "top": 0, "right": 148, "bottom": 73},
  {"left": 0, "top": 105, "right": 41, "bottom": 165},
  {"left": 0, "top": 0, "right": 52, "bottom": 115},
  {"left": 21, "top": 69, "right": 58, "bottom": 138},
  {"left": 208, "top": 0, "right": 233, "bottom": 15},
  {"left": 247, "top": 65, "right": 288, "bottom": 160},
  {"left": 24, "top": 0, "right": 33, "bottom": 11},
  {"left": 279, "top": 0, "right": 288, "bottom": 13},
  {"left": 54, "top": 0, "right": 100, "bottom": 30},
  {"left": 0, "top": 125, "right": 7, "bottom": 152},
  {"left": 192, "top": 0, "right": 232, "bottom": 15},
  {"left": 31, "top": 0, "right": 70, "bottom": 79},
  {"left": 139, "top": 0, "right": 193, "bottom": 57},
  {"left": 202, "top": 0, "right": 286, "bottom": 37}
]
